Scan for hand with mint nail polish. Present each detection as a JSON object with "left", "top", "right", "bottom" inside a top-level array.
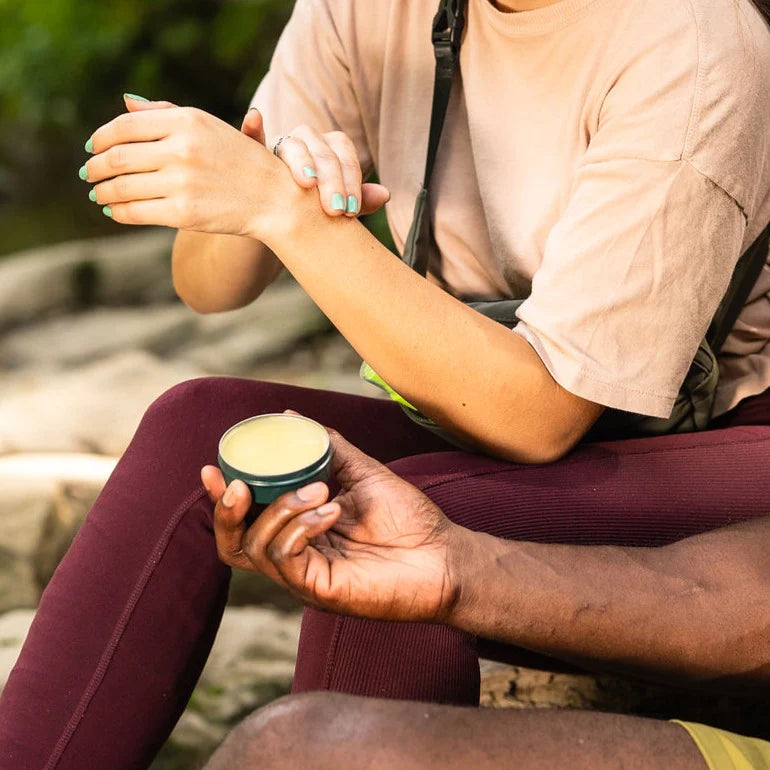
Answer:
[{"left": 269, "top": 123, "right": 390, "bottom": 218}]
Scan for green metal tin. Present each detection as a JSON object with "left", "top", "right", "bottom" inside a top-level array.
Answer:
[{"left": 217, "top": 414, "right": 333, "bottom": 506}]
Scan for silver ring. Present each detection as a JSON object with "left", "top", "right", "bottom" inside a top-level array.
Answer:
[{"left": 272, "top": 135, "right": 290, "bottom": 156}]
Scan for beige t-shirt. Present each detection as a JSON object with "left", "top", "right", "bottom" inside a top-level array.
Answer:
[{"left": 252, "top": 0, "right": 770, "bottom": 419}]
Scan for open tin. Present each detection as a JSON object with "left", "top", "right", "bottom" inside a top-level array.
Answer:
[{"left": 218, "top": 413, "right": 333, "bottom": 507}]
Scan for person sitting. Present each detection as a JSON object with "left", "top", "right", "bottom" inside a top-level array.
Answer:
[{"left": 2, "top": 0, "right": 770, "bottom": 767}]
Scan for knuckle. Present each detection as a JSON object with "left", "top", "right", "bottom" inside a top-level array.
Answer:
[
  {"left": 313, "top": 148, "right": 339, "bottom": 166},
  {"left": 114, "top": 176, "right": 131, "bottom": 200},
  {"left": 107, "top": 147, "right": 126, "bottom": 171},
  {"left": 339, "top": 157, "right": 361, "bottom": 174},
  {"left": 267, "top": 542, "right": 284, "bottom": 563}
]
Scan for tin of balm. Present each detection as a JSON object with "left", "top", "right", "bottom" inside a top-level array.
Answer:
[{"left": 218, "top": 413, "right": 333, "bottom": 507}]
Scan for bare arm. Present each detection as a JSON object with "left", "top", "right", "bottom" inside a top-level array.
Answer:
[
  {"left": 265, "top": 200, "right": 603, "bottom": 462},
  {"left": 171, "top": 231, "right": 282, "bottom": 313},
  {"left": 449, "top": 517, "right": 770, "bottom": 689}
]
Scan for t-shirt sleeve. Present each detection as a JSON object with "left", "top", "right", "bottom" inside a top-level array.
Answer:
[
  {"left": 514, "top": 156, "right": 747, "bottom": 418},
  {"left": 248, "top": 0, "right": 373, "bottom": 176}
]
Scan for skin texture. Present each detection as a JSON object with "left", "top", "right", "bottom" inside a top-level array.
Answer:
[
  {"left": 203, "top": 693, "right": 708, "bottom": 770},
  {"left": 202, "top": 426, "right": 770, "bottom": 689},
  {"left": 84, "top": 101, "right": 603, "bottom": 462}
]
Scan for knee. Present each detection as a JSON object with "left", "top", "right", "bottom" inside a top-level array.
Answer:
[
  {"left": 142, "top": 377, "right": 229, "bottom": 429},
  {"left": 208, "top": 693, "right": 367, "bottom": 770}
]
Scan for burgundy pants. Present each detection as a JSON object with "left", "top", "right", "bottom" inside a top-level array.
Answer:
[{"left": 1, "top": 378, "right": 770, "bottom": 770}]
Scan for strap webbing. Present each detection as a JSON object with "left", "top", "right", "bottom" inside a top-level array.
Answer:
[
  {"left": 423, "top": 0, "right": 466, "bottom": 188},
  {"left": 403, "top": 0, "right": 466, "bottom": 275}
]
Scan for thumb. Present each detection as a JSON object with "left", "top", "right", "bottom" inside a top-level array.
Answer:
[
  {"left": 241, "top": 107, "right": 267, "bottom": 146},
  {"left": 359, "top": 183, "right": 391, "bottom": 216},
  {"left": 123, "top": 94, "right": 177, "bottom": 112},
  {"left": 327, "top": 429, "right": 391, "bottom": 488}
]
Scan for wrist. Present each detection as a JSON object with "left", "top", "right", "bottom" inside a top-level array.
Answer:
[
  {"left": 245, "top": 159, "right": 326, "bottom": 251},
  {"left": 443, "top": 525, "right": 489, "bottom": 629}
]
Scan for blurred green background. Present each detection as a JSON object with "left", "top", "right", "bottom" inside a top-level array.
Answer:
[{"left": 0, "top": 0, "right": 392, "bottom": 256}]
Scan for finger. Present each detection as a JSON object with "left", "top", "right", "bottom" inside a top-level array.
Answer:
[
  {"left": 106, "top": 198, "right": 181, "bottom": 227},
  {"left": 275, "top": 136, "right": 319, "bottom": 190},
  {"left": 290, "top": 126, "right": 348, "bottom": 217},
  {"left": 360, "top": 183, "right": 391, "bottom": 216},
  {"left": 266, "top": 503, "right": 342, "bottom": 590},
  {"left": 213, "top": 479, "right": 253, "bottom": 569},
  {"left": 201, "top": 465, "right": 226, "bottom": 504},
  {"left": 89, "top": 111, "right": 175, "bottom": 155},
  {"left": 83, "top": 141, "right": 167, "bottom": 184},
  {"left": 241, "top": 108, "right": 267, "bottom": 146},
  {"left": 123, "top": 95, "right": 177, "bottom": 113},
  {"left": 89, "top": 106, "right": 200, "bottom": 155},
  {"left": 92, "top": 170, "right": 174, "bottom": 206},
  {"left": 242, "top": 482, "right": 330, "bottom": 557},
  {"left": 324, "top": 131, "right": 362, "bottom": 218}
]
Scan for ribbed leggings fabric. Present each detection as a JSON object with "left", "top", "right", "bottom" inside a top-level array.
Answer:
[{"left": 1, "top": 377, "right": 769, "bottom": 770}]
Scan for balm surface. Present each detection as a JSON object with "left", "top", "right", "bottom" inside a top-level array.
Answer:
[{"left": 220, "top": 415, "right": 328, "bottom": 476}]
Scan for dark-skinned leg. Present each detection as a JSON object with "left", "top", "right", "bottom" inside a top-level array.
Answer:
[{"left": 205, "top": 692, "right": 709, "bottom": 770}]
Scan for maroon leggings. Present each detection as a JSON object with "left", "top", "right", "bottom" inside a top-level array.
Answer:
[{"left": 1, "top": 378, "right": 770, "bottom": 770}]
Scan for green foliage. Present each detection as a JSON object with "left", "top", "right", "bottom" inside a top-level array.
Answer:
[{"left": 0, "top": 0, "right": 294, "bottom": 196}]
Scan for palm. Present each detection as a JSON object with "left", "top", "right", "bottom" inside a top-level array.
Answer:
[{"left": 304, "top": 468, "right": 456, "bottom": 622}]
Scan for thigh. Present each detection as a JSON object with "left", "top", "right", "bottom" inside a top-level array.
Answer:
[{"left": 389, "top": 423, "right": 770, "bottom": 547}]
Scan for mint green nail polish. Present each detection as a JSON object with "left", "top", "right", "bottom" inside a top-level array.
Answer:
[
  {"left": 78, "top": 165, "right": 88, "bottom": 181},
  {"left": 103, "top": 206, "right": 113, "bottom": 218},
  {"left": 89, "top": 189, "right": 97, "bottom": 203},
  {"left": 124, "top": 93, "right": 149, "bottom": 102},
  {"left": 332, "top": 193, "right": 345, "bottom": 211},
  {"left": 303, "top": 166, "right": 317, "bottom": 178},
  {"left": 85, "top": 137, "right": 94, "bottom": 154},
  {"left": 346, "top": 196, "right": 359, "bottom": 214}
]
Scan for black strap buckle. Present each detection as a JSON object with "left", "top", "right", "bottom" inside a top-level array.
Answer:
[{"left": 432, "top": 0, "right": 466, "bottom": 58}]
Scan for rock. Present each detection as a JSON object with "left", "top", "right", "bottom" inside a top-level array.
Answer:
[
  {"left": 34, "top": 482, "right": 102, "bottom": 589},
  {"left": 157, "top": 607, "right": 302, "bottom": 767},
  {"left": 176, "top": 281, "right": 332, "bottom": 375},
  {"left": 0, "top": 610, "right": 35, "bottom": 695},
  {"left": 479, "top": 662, "right": 770, "bottom": 737},
  {"left": 0, "top": 489, "right": 52, "bottom": 612},
  {"left": 0, "top": 351, "right": 205, "bottom": 455},
  {"left": 0, "top": 230, "right": 176, "bottom": 329},
  {"left": 0, "top": 305, "right": 197, "bottom": 369}
]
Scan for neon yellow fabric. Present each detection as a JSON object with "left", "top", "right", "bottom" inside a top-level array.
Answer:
[
  {"left": 674, "top": 721, "right": 770, "bottom": 769},
  {"left": 359, "top": 362, "right": 418, "bottom": 412}
]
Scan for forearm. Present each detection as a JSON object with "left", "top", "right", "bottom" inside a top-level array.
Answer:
[
  {"left": 172, "top": 230, "right": 283, "bottom": 313},
  {"left": 262, "top": 195, "right": 599, "bottom": 462},
  {"left": 448, "top": 519, "right": 770, "bottom": 688}
]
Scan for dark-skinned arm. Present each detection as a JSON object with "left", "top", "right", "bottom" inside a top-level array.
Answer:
[{"left": 448, "top": 517, "right": 770, "bottom": 690}]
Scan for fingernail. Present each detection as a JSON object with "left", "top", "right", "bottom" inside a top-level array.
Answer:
[
  {"left": 124, "top": 93, "right": 149, "bottom": 102},
  {"left": 85, "top": 137, "right": 94, "bottom": 154},
  {"left": 303, "top": 166, "right": 317, "bottom": 179},
  {"left": 102, "top": 206, "right": 113, "bottom": 218},
  {"left": 297, "top": 481, "right": 326, "bottom": 502},
  {"left": 78, "top": 165, "right": 88, "bottom": 181},
  {"left": 89, "top": 189, "right": 97, "bottom": 203},
  {"left": 314, "top": 503, "right": 337, "bottom": 518},
  {"left": 332, "top": 193, "right": 346, "bottom": 211},
  {"left": 346, "top": 195, "right": 359, "bottom": 214},
  {"left": 222, "top": 482, "right": 238, "bottom": 507}
]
